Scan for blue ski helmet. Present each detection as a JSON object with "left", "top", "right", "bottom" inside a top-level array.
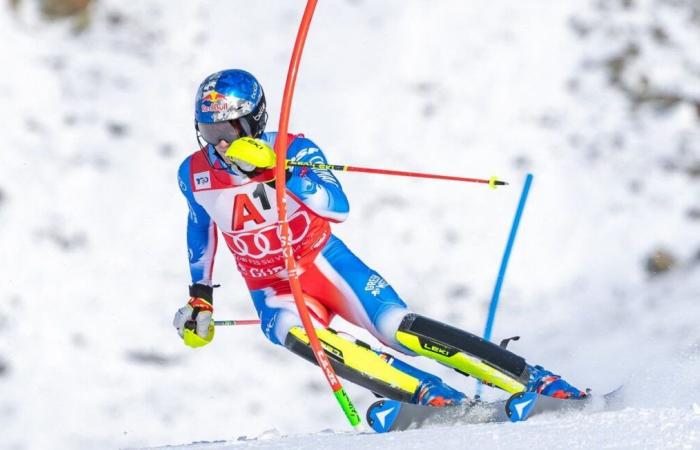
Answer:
[{"left": 194, "top": 70, "right": 268, "bottom": 144}]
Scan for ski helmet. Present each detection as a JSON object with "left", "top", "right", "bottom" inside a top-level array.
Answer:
[{"left": 194, "top": 69, "right": 268, "bottom": 145}]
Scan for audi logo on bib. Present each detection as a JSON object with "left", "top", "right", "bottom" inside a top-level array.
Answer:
[{"left": 223, "top": 210, "right": 311, "bottom": 259}]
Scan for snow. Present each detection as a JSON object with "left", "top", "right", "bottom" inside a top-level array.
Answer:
[
  {"left": 0, "top": 0, "right": 698, "bottom": 449},
  {"left": 144, "top": 408, "right": 700, "bottom": 450}
]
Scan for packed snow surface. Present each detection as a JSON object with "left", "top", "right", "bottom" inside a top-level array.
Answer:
[{"left": 148, "top": 407, "right": 700, "bottom": 450}]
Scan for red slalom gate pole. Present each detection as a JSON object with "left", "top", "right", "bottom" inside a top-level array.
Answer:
[
  {"left": 287, "top": 160, "right": 508, "bottom": 188},
  {"left": 272, "top": 0, "right": 362, "bottom": 430}
]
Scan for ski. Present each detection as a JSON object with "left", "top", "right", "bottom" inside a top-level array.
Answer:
[{"left": 366, "top": 386, "right": 624, "bottom": 433}]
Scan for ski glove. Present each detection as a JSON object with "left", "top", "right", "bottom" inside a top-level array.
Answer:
[
  {"left": 225, "top": 137, "right": 276, "bottom": 172},
  {"left": 173, "top": 284, "right": 215, "bottom": 348}
]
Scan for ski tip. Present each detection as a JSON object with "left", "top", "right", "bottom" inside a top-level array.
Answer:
[
  {"left": 505, "top": 391, "right": 539, "bottom": 422},
  {"left": 366, "top": 400, "right": 402, "bottom": 433},
  {"left": 601, "top": 384, "right": 625, "bottom": 407}
]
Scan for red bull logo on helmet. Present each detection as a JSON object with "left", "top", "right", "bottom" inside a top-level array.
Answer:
[
  {"left": 200, "top": 90, "right": 229, "bottom": 113},
  {"left": 200, "top": 89, "right": 255, "bottom": 120}
]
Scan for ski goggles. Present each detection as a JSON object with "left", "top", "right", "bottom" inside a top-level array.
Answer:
[{"left": 197, "top": 118, "right": 254, "bottom": 145}]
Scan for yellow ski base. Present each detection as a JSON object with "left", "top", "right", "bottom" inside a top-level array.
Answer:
[{"left": 396, "top": 331, "right": 526, "bottom": 394}]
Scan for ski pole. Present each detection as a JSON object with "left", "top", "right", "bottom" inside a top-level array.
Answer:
[
  {"left": 286, "top": 160, "right": 507, "bottom": 189},
  {"left": 273, "top": 0, "right": 362, "bottom": 431},
  {"left": 214, "top": 319, "right": 261, "bottom": 326}
]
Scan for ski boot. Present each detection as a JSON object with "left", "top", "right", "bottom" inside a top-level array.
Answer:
[
  {"left": 414, "top": 376, "right": 468, "bottom": 406},
  {"left": 385, "top": 352, "right": 468, "bottom": 406},
  {"left": 526, "top": 365, "right": 587, "bottom": 399}
]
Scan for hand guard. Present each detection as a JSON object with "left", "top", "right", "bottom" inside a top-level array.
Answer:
[
  {"left": 225, "top": 137, "right": 276, "bottom": 172},
  {"left": 173, "top": 284, "right": 215, "bottom": 348}
]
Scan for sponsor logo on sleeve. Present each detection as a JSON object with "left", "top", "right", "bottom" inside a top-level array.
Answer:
[
  {"left": 193, "top": 171, "right": 211, "bottom": 190},
  {"left": 365, "top": 274, "right": 388, "bottom": 296}
]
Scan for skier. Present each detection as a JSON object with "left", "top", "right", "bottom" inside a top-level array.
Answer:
[{"left": 174, "top": 69, "right": 586, "bottom": 407}]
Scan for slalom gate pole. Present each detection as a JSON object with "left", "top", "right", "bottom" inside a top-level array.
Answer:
[
  {"left": 272, "top": 0, "right": 362, "bottom": 430},
  {"left": 287, "top": 161, "right": 507, "bottom": 188},
  {"left": 476, "top": 173, "right": 533, "bottom": 397}
]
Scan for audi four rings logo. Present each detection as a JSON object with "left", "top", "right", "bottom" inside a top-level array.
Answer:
[{"left": 223, "top": 211, "right": 311, "bottom": 259}]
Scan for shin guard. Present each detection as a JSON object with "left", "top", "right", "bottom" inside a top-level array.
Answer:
[
  {"left": 396, "top": 314, "right": 529, "bottom": 393},
  {"left": 285, "top": 327, "right": 421, "bottom": 403}
]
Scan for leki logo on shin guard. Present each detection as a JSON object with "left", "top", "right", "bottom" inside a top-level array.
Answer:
[{"left": 419, "top": 338, "right": 456, "bottom": 357}]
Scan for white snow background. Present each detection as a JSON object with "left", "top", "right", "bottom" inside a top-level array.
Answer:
[{"left": 1, "top": 0, "right": 699, "bottom": 449}]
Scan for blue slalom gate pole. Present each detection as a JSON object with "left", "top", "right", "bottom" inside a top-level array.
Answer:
[{"left": 476, "top": 173, "right": 533, "bottom": 397}]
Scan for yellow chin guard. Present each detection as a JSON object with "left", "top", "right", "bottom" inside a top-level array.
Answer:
[{"left": 225, "top": 137, "right": 276, "bottom": 169}]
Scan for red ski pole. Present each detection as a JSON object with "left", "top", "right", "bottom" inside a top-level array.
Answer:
[
  {"left": 287, "top": 160, "right": 507, "bottom": 188},
  {"left": 214, "top": 319, "right": 261, "bottom": 326}
]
